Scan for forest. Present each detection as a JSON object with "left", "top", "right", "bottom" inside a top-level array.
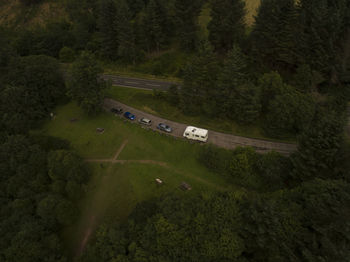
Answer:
[{"left": 0, "top": 0, "right": 350, "bottom": 261}]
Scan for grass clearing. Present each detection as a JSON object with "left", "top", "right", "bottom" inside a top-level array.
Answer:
[
  {"left": 38, "top": 102, "right": 232, "bottom": 256},
  {"left": 106, "top": 85, "right": 296, "bottom": 142}
]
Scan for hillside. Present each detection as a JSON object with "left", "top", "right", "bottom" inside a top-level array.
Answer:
[
  {"left": 0, "top": 0, "right": 68, "bottom": 28},
  {"left": 0, "top": 0, "right": 260, "bottom": 28}
]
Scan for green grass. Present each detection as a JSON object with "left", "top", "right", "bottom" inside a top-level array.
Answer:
[
  {"left": 198, "top": 3, "right": 211, "bottom": 38},
  {"left": 106, "top": 85, "right": 296, "bottom": 142},
  {"left": 38, "top": 102, "right": 233, "bottom": 256}
]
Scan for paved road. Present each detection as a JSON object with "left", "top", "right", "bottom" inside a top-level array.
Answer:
[
  {"left": 101, "top": 74, "right": 180, "bottom": 90},
  {"left": 104, "top": 98, "right": 297, "bottom": 155}
]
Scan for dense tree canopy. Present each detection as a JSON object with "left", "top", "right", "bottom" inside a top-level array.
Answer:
[
  {"left": 0, "top": 1, "right": 349, "bottom": 261},
  {"left": 208, "top": 0, "right": 246, "bottom": 52},
  {"left": 67, "top": 51, "right": 108, "bottom": 115}
]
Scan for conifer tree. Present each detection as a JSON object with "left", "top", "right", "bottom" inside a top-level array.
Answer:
[
  {"left": 174, "top": 0, "right": 202, "bottom": 51},
  {"left": 208, "top": 0, "right": 246, "bottom": 52},
  {"left": 251, "top": 0, "right": 300, "bottom": 69},
  {"left": 97, "top": 0, "right": 119, "bottom": 60},
  {"left": 115, "top": 0, "right": 137, "bottom": 63},
  {"left": 142, "top": 0, "right": 168, "bottom": 52},
  {"left": 292, "top": 108, "right": 346, "bottom": 181},
  {"left": 231, "top": 82, "right": 261, "bottom": 124},
  {"left": 217, "top": 45, "right": 248, "bottom": 114},
  {"left": 181, "top": 41, "right": 219, "bottom": 116},
  {"left": 297, "top": 0, "right": 349, "bottom": 77}
]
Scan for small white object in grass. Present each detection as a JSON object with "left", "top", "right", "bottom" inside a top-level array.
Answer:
[{"left": 155, "top": 178, "right": 163, "bottom": 184}]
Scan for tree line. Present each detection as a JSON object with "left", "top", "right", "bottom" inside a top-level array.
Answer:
[{"left": 0, "top": 29, "right": 92, "bottom": 262}]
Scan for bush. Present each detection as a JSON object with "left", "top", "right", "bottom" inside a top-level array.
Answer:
[
  {"left": 166, "top": 84, "right": 180, "bottom": 106},
  {"left": 59, "top": 46, "right": 75, "bottom": 63}
]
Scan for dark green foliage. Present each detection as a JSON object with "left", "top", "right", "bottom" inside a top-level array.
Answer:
[
  {"left": 97, "top": 0, "right": 119, "bottom": 60},
  {"left": 254, "top": 151, "right": 291, "bottom": 190},
  {"left": 292, "top": 64, "right": 316, "bottom": 92},
  {"left": 20, "top": 0, "right": 43, "bottom": 5},
  {"left": 198, "top": 145, "right": 289, "bottom": 191},
  {"left": 231, "top": 81, "right": 261, "bottom": 124},
  {"left": 265, "top": 87, "right": 315, "bottom": 136},
  {"left": 180, "top": 41, "right": 220, "bottom": 116},
  {"left": 1, "top": 55, "right": 65, "bottom": 134},
  {"left": 116, "top": 0, "right": 138, "bottom": 63},
  {"left": 166, "top": 84, "right": 180, "bottom": 105},
  {"left": 297, "top": 0, "right": 349, "bottom": 77},
  {"left": 67, "top": 51, "right": 108, "bottom": 115},
  {"left": 14, "top": 21, "right": 75, "bottom": 58},
  {"left": 29, "top": 135, "right": 70, "bottom": 152},
  {"left": 0, "top": 135, "right": 90, "bottom": 261},
  {"left": 198, "top": 144, "right": 232, "bottom": 173},
  {"left": 208, "top": 0, "right": 246, "bottom": 52},
  {"left": 174, "top": 0, "right": 203, "bottom": 51},
  {"left": 217, "top": 45, "right": 249, "bottom": 115},
  {"left": 0, "top": 27, "right": 16, "bottom": 83},
  {"left": 140, "top": 0, "right": 170, "bottom": 52},
  {"left": 250, "top": 0, "right": 300, "bottom": 70},
  {"left": 59, "top": 46, "right": 75, "bottom": 63},
  {"left": 291, "top": 108, "right": 346, "bottom": 182},
  {"left": 83, "top": 178, "right": 350, "bottom": 261},
  {"left": 257, "top": 71, "right": 286, "bottom": 112}
]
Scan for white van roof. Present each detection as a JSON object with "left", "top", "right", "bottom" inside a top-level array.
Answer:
[{"left": 184, "top": 126, "right": 208, "bottom": 137}]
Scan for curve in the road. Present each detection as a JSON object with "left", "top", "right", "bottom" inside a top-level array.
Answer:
[{"left": 104, "top": 98, "right": 297, "bottom": 155}]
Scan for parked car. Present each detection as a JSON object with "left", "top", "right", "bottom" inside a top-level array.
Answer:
[
  {"left": 124, "top": 112, "right": 135, "bottom": 120},
  {"left": 139, "top": 117, "right": 152, "bottom": 126},
  {"left": 157, "top": 123, "right": 172, "bottom": 133},
  {"left": 110, "top": 107, "right": 123, "bottom": 114}
]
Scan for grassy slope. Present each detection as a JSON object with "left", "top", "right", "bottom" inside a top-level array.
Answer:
[
  {"left": 106, "top": 85, "right": 296, "bottom": 142},
  {"left": 245, "top": 0, "right": 260, "bottom": 25},
  {"left": 0, "top": 0, "right": 68, "bottom": 28},
  {"left": 36, "top": 102, "right": 232, "bottom": 255}
]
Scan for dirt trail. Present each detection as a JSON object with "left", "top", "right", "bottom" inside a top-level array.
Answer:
[
  {"left": 76, "top": 140, "right": 168, "bottom": 258},
  {"left": 113, "top": 140, "right": 128, "bottom": 160}
]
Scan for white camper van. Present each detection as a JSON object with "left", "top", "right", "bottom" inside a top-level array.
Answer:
[{"left": 183, "top": 126, "right": 208, "bottom": 142}]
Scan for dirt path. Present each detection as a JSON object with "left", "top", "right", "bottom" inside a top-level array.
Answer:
[
  {"left": 113, "top": 140, "right": 128, "bottom": 160},
  {"left": 77, "top": 140, "right": 168, "bottom": 258},
  {"left": 104, "top": 98, "right": 297, "bottom": 155}
]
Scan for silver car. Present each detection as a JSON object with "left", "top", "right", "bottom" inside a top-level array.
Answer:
[
  {"left": 139, "top": 117, "right": 152, "bottom": 126},
  {"left": 157, "top": 123, "right": 172, "bottom": 133}
]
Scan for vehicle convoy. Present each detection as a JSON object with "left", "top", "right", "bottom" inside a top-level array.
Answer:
[
  {"left": 183, "top": 126, "right": 208, "bottom": 142},
  {"left": 157, "top": 123, "right": 172, "bottom": 133},
  {"left": 124, "top": 112, "right": 136, "bottom": 120}
]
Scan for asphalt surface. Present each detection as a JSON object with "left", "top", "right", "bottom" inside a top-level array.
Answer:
[
  {"left": 104, "top": 98, "right": 297, "bottom": 155},
  {"left": 101, "top": 74, "right": 180, "bottom": 90}
]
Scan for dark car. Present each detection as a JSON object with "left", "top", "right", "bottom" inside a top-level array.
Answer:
[
  {"left": 110, "top": 107, "right": 123, "bottom": 114},
  {"left": 157, "top": 123, "right": 172, "bottom": 133},
  {"left": 124, "top": 112, "right": 135, "bottom": 120},
  {"left": 139, "top": 117, "right": 152, "bottom": 126}
]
